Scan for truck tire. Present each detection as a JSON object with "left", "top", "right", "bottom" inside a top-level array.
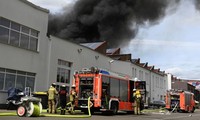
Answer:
[
  {"left": 191, "top": 107, "right": 195, "bottom": 113},
  {"left": 111, "top": 102, "right": 118, "bottom": 115}
]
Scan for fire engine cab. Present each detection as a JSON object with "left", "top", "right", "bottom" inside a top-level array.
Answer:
[{"left": 165, "top": 89, "right": 195, "bottom": 113}]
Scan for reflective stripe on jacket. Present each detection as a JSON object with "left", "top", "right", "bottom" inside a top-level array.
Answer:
[{"left": 48, "top": 86, "right": 58, "bottom": 100}]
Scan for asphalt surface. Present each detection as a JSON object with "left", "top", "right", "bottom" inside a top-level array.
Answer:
[{"left": 0, "top": 109, "right": 200, "bottom": 120}]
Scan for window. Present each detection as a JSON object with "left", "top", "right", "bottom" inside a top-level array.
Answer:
[
  {"left": 26, "top": 77, "right": 35, "bottom": 92},
  {"left": 11, "top": 22, "right": 20, "bottom": 31},
  {"left": 145, "top": 73, "right": 149, "bottom": 85},
  {"left": 0, "top": 27, "right": 9, "bottom": 44},
  {"left": 30, "top": 37, "right": 38, "bottom": 51},
  {"left": 110, "top": 78, "right": 119, "bottom": 98},
  {"left": 58, "top": 59, "right": 71, "bottom": 67},
  {"left": 22, "top": 26, "right": 29, "bottom": 34},
  {"left": 10, "top": 30, "right": 20, "bottom": 46},
  {"left": 0, "top": 17, "right": 39, "bottom": 51},
  {"left": 0, "top": 67, "right": 36, "bottom": 91},
  {"left": 152, "top": 75, "right": 154, "bottom": 91},
  {"left": 120, "top": 80, "right": 128, "bottom": 101},
  {"left": 5, "top": 74, "right": 15, "bottom": 90},
  {"left": 139, "top": 70, "right": 143, "bottom": 80},
  {"left": 31, "top": 29, "right": 38, "bottom": 37},
  {"left": 0, "top": 17, "right": 10, "bottom": 27},
  {"left": 20, "top": 34, "right": 29, "bottom": 49},
  {"left": 16, "top": 75, "right": 25, "bottom": 91},
  {"left": 57, "top": 59, "right": 71, "bottom": 84},
  {"left": 132, "top": 68, "right": 135, "bottom": 78},
  {"left": 160, "top": 78, "right": 162, "bottom": 88},
  {"left": 135, "top": 68, "right": 137, "bottom": 78},
  {"left": 102, "top": 76, "right": 110, "bottom": 85},
  {"left": 0, "top": 73, "right": 4, "bottom": 90}
]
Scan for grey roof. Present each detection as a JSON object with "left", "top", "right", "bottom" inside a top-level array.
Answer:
[
  {"left": 80, "top": 42, "right": 104, "bottom": 50},
  {"left": 106, "top": 48, "right": 118, "bottom": 54}
]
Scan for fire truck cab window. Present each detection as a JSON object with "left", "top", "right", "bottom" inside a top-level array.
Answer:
[
  {"left": 110, "top": 78, "right": 119, "bottom": 98},
  {"left": 102, "top": 76, "right": 110, "bottom": 96},
  {"left": 120, "top": 80, "right": 128, "bottom": 102}
]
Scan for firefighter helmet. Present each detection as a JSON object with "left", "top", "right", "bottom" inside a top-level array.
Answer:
[
  {"left": 136, "top": 90, "right": 140, "bottom": 94},
  {"left": 71, "top": 85, "right": 76, "bottom": 88},
  {"left": 52, "top": 83, "right": 56, "bottom": 87}
]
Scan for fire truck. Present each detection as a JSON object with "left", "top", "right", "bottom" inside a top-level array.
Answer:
[
  {"left": 165, "top": 89, "right": 195, "bottom": 113},
  {"left": 73, "top": 67, "right": 146, "bottom": 114}
]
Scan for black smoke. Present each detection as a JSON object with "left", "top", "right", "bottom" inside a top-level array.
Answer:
[
  {"left": 48, "top": 0, "right": 179, "bottom": 47},
  {"left": 194, "top": 0, "right": 200, "bottom": 10}
]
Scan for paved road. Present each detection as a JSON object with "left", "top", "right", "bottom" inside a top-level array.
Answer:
[{"left": 0, "top": 109, "right": 200, "bottom": 120}]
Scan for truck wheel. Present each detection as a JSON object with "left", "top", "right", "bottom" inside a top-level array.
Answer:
[
  {"left": 191, "top": 107, "right": 195, "bottom": 113},
  {"left": 17, "top": 105, "right": 26, "bottom": 117},
  {"left": 111, "top": 103, "right": 118, "bottom": 115}
]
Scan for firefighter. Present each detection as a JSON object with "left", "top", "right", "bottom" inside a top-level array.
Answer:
[
  {"left": 47, "top": 83, "right": 58, "bottom": 113},
  {"left": 59, "top": 85, "right": 68, "bottom": 115},
  {"left": 133, "top": 89, "right": 141, "bottom": 115},
  {"left": 103, "top": 89, "right": 109, "bottom": 108},
  {"left": 68, "top": 85, "right": 77, "bottom": 113}
]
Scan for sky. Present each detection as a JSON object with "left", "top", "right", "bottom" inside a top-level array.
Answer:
[
  {"left": 126, "top": 0, "right": 200, "bottom": 80},
  {"left": 28, "top": 0, "right": 200, "bottom": 80}
]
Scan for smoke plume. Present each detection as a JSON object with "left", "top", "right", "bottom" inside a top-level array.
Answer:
[
  {"left": 194, "top": 0, "right": 200, "bottom": 10},
  {"left": 48, "top": 0, "right": 179, "bottom": 47}
]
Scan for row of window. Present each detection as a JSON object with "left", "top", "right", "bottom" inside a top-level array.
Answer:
[
  {"left": 0, "top": 17, "right": 39, "bottom": 51},
  {"left": 0, "top": 68, "right": 35, "bottom": 91},
  {"left": 132, "top": 67, "right": 166, "bottom": 89}
]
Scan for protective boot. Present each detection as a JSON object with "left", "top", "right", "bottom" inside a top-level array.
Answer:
[
  {"left": 60, "top": 109, "right": 63, "bottom": 115},
  {"left": 63, "top": 110, "right": 66, "bottom": 115}
]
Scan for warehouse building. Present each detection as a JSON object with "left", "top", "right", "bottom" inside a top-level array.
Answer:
[{"left": 0, "top": 0, "right": 169, "bottom": 104}]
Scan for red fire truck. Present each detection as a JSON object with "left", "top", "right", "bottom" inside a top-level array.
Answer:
[
  {"left": 73, "top": 67, "right": 146, "bottom": 114},
  {"left": 165, "top": 89, "right": 195, "bottom": 113}
]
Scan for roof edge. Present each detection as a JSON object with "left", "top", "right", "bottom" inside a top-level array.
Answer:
[{"left": 20, "top": 0, "right": 49, "bottom": 13}]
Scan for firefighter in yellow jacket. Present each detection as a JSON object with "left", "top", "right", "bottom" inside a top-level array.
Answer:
[
  {"left": 70, "top": 86, "right": 77, "bottom": 109},
  {"left": 133, "top": 89, "right": 141, "bottom": 115},
  {"left": 48, "top": 83, "right": 58, "bottom": 113}
]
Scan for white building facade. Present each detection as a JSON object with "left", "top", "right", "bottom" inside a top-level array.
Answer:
[
  {"left": 0, "top": 0, "right": 169, "bottom": 104},
  {"left": 0, "top": 0, "right": 49, "bottom": 103},
  {"left": 132, "top": 63, "right": 168, "bottom": 103}
]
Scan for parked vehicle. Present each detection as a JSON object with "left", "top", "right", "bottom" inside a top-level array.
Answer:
[
  {"left": 165, "top": 89, "right": 195, "bottom": 113},
  {"left": 149, "top": 100, "right": 166, "bottom": 109}
]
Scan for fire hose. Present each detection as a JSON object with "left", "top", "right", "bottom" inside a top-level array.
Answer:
[
  {"left": 43, "top": 97, "right": 92, "bottom": 118},
  {"left": 171, "top": 103, "right": 178, "bottom": 113},
  {"left": 166, "top": 102, "right": 179, "bottom": 115},
  {"left": 0, "top": 97, "right": 92, "bottom": 118}
]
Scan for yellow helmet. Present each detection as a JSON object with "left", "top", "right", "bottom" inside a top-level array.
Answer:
[{"left": 136, "top": 90, "right": 140, "bottom": 94}]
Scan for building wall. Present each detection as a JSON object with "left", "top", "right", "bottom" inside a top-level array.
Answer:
[
  {"left": 0, "top": 0, "right": 49, "bottom": 103},
  {"left": 132, "top": 64, "right": 167, "bottom": 102},
  {"left": 48, "top": 36, "right": 115, "bottom": 90}
]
